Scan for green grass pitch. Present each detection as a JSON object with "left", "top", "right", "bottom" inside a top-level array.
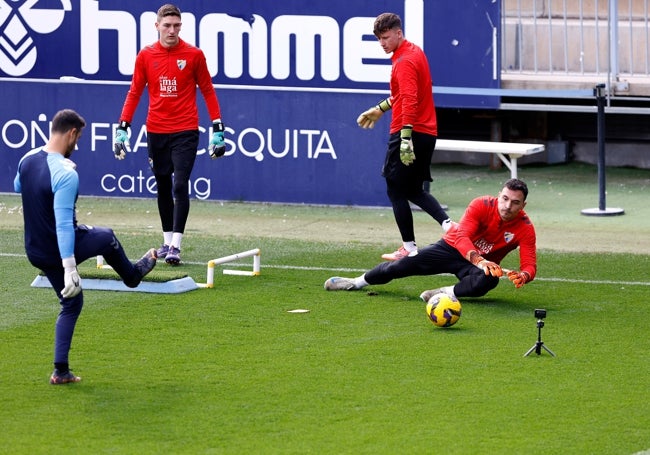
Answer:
[{"left": 0, "top": 163, "right": 649, "bottom": 454}]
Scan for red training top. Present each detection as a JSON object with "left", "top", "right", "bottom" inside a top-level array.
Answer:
[
  {"left": 119, "top": 38, "right": 221, "bottom": 134},
  {"left": 443, "top": 195, "right": 537, "bottom": 281},
  {"left": 388, "top": 39, "right": 437, "bottom": 136}
]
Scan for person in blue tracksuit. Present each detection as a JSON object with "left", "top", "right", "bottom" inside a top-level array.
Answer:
[{"left": 14, "top": 109, "right": 158, "bottom": 385}]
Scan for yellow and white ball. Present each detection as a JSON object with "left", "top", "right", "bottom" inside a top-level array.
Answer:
[{"left": 426, "top": 293, "right": 462, "bottom": 327}]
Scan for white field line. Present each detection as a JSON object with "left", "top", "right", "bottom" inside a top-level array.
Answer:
[
  {"left": 3, "top": 253, "right": 648, "bottom": 287},
  {"left": 187, "top": 260, "right": 650, "bottom": 287}
]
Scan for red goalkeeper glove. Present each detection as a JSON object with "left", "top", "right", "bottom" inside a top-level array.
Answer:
[
  {"left": 467, "top": 251, "right": 503, "bottom": 277},
  {"left": 507, "top": 270, "right": 530, "bottom": 288}
]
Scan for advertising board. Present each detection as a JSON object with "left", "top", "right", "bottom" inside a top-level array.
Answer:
[{"left": 1, "top": 0, "right": 499, "bottom": 205}]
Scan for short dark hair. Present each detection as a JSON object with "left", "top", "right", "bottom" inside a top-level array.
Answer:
[
  {"left": 51, "top": 109, "right": 85, "bottom": 134},
  {"left": 157, "top": 4, "right": 181, "bottom": 22},
  {"left": 373, "top": 13, "right": 402, "bottom": 37},
  {"left": 504, "top": 178, "right": 529, "bottom": 200}
]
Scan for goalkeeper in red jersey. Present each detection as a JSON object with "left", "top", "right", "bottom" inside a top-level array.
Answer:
[
  {"left": 113, "top": 4, "right": 226, "bottom": 266},
  {"left": 324, "top": 179, "right": 537, "bottom": 300},
  {"left": 356, "top": 12, "right": 451, "bottom": 261}
]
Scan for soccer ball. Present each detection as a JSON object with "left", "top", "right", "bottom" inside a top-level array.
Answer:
[{"left": 426, "top": 293, "right": 462, "bottom": 327}]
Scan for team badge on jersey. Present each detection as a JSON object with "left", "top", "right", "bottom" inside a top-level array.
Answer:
[
  {"left": 177, "top": 60, "right": 186, "bottom": 70},
  {"left": 504, "top": 232, "right": 514, "bottom": 243}
]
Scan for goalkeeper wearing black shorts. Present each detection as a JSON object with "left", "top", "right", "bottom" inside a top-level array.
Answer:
[{"left": 325, "top": 179, "right": 537, "bottom": 301}]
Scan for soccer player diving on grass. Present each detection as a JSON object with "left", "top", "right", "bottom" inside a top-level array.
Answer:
[
  {"left": 325, "top": 178, "right": 537, "bottom": 301},
  {"left": 14, "top": 109, "right": 158, "bottom": 385}
]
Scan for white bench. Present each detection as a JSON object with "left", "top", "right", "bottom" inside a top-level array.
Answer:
[{"left": 435, "top": 139, "right": 545, "bottom": 179}]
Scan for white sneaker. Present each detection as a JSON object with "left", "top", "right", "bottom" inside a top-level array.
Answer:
[
  {"left": 324, "top": 277, "right": 356, "bottom": 291},
  {"left": 419, "top": 288, "right": 444, "bottom": 303},
  {"left": 381, "top": 246, "right": 418, "bottom": 261}
]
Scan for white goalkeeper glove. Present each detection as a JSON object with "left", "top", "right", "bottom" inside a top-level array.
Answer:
[
  {"left": 113, "top": 121, "right": 131, "bottom": 160},
  {"left": 356, "top": 98, "right": 391, "bottom": 129},
  {"left": 61, "top": 256, "right": 82, "bottom": 298}
]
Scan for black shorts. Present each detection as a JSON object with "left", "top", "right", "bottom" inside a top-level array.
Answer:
[
  {"left": 147, "top": 130, "right": 200, "bottom": 179},
  {"left": 382, "top": 131, "right": 437, "bottom": 184}
]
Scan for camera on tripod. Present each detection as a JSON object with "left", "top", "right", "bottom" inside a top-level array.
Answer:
[{"left": 524, "top": 308, "right": 556, "bottom": 357}]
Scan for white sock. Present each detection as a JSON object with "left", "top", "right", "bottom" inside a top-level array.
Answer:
[
  {"left": 353, "top": 274, "right": 369, "bottom": 289},
  {"left": 163, "top": 232, "right": 173, "bottom": 246},
  {"left": 171, "top": 232, "right": 183, "bottom": 249},
  {"left": 403, "top": 241, "right": 417, "bottom": 253},
  {"left": 441, "top": 285, "right": 456, "bottom": 299}
]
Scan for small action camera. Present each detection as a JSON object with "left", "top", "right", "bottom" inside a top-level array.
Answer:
[{"left": 525, "top": 308, "right": 556, "bottom": 357}]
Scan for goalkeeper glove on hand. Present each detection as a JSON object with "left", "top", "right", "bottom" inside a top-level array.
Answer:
[
  {"left": 356, "top": 98, "right": 391, "bottom": 129},
  {"left": 113, "top": 121, "right": 131, "bottom": 160},
  {"left": 399, "top": 125, "right": 415, "bottom": 166},
  {"left": 209, "top": 121, "right": 226, "bottom": 159},
  {"left": 61, "top": 257, "right": 82, "bottom": 298},
  {"left": 356, "top": 107, "right": 382, "bottom": 129},
  {"left": 468, "top": 251, "right": 503, "bottom": 277},
  {"left": 477, "top": 259, "right": 503, "bottom": 277},
  {"left": 507, "top": 270, "right": 530, "bottom": 288}
]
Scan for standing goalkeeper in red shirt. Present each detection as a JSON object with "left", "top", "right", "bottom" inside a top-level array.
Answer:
[
  {"left": 357, "top": 12, "right": 451, "bottom": 261},
  {"left": 113, "top": 4, "right": 226, "bottom": 265},
  {"left": 324, "top": 179, "right": 537, "bottom": 300}
]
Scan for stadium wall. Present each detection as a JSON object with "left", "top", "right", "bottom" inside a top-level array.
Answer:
[{"left": 1, "top": 0, "right": 500, "bottom": 205}]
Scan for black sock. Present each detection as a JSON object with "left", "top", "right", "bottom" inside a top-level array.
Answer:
[{"left": 54, "top": 362, "right": 69, "bottom": 373}]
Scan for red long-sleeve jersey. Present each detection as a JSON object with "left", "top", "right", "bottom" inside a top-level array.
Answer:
[
  {"left": 388, "top": 39, "right": 437, "bottom": 136},
  {"left": 119, "top": 38, "right": 221, "bottom": 134},
  {"left": 443, "top": 195, "right": 537, "bottom": 281}
]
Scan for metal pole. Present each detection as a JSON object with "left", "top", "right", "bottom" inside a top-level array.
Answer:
[
  {"left": 581, "top": 84, "right": 624, "bottom": 217},
  {"left": 596, "top": 84, "right": 606, "bottom": 210},
  {"left": 609, "top": 0, "right": 619, "bottom": 82}
]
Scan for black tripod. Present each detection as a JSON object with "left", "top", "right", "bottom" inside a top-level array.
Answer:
[{"left": 524, "top": 319, "right": 556, "bottom": 357}]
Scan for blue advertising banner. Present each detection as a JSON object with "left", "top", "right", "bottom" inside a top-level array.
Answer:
[{"left": 1, "top": 0, "right": 499, "bottom": 206}]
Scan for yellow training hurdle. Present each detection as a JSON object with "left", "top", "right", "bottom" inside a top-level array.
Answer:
[{"left": 199, "top": 248, "right": 261, "bottom": 288}]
